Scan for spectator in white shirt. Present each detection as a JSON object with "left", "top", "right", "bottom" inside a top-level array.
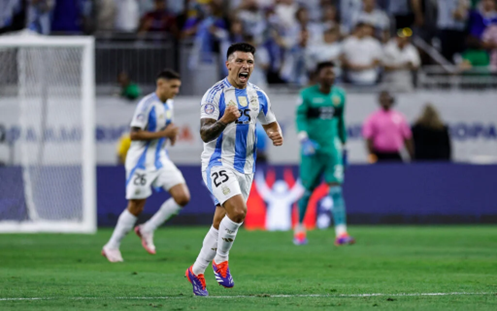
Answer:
[
  {"left": 341, "top": 22, "right": 383, "bottom": 85},
  {"left": 115, "top": 0, "right": 139, "bottom": 32},
  {"left": 281, "top": 28, "right": 310, "bottom": 86},
  {"left": 274, "top": 0, "right": 298, "bottom": 30},
  {"left": 237, "top": 0, "right": 267, "bottom": 41},
  {"left": 321, "top": 3, "right": 342, "bottom": 34},
  {"left": 305, "top": 27, "right": 343, "bottom": 81},
  {"left": 382, "top": 30, "right": 421, "bottom": 92},
  {"left": 351, "top": 0, "right": 390, "bottom": 42},
  {"left": 283, "top": 6, "right": 323, "bottom": 48},
  {"left": 340, "top": 0, "right": 363, "bottom": 34}
]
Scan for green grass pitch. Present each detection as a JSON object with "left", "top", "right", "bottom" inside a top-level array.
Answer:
[{"left": 0, "top": 226, "right": 496, "bottom": 310}]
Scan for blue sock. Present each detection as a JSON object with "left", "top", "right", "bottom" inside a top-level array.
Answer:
[
  {"left": 329, "top": 186, "right": 347, "bottom": 236},
  {"left": 298, "top": 190, "right": 312, "bottom": 224}
]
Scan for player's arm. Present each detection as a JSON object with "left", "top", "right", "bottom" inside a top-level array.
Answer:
[
  {"left": 296, "top": 92, "right": 319, "bottom": 155},
  {"left": 295, "top": 92, "right": 309, "bottom": 140},
  {"left": 130, "top": 125, "right": 178, "bottom": 141},
  {"left": 200, "top": 105, "right": 240, "bottom": 143},
  {"left": 257, "top": 91, "right": 282, "bottom": 146},
  {"left": 363, "top": 116, "right": 377, "bottom": 163},
  {"left": 129, "top": 102, "right": 178, "bottom": 142},
  {"left": 262, "top": 122, "right": 283, "bottom": 146}
]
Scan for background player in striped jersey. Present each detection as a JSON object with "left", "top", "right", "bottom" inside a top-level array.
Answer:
[
  {"left": 185, "top": 43, "right": 284, "bottom": 296},
  {"left": 102, "top": 69, "right": 190, "bottom": 262}
]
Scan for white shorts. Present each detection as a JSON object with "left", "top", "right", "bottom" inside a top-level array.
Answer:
[
  {"left": 202, "top": 166, "right": 254, "bottom": 206},
  {"left": 126, "top": 160, "right": 186, "bottom": 200}
]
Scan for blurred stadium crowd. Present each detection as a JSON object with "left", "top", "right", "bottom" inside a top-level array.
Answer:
[{"left": 1, "top": 0, "right": 497, "bottom": 88}]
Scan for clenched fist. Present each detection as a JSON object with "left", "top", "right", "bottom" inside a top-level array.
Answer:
[
  {"left": 267, "top": 130, "right": 283, "bottom": 146},
  {"left": 161, "top": 123, "right": 179, "bottom": 140},
  {"left": 220, "top": 105, "right": 241, "bottom": 124}
]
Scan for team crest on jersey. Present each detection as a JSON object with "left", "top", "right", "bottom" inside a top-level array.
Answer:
[
  {"left": 332, "top": 95, "right": 341, "bottom": 106},
  {"left": 136, "top": 113, "right": 145, "bottom": 122},
  {"left": 228, "top": 100, "right": 237, "bottom": 107},
  {"left": 222, "top": 186, "right": 231, "bottom": 195},
  {"left": 166, "top": 111, "right": 172, "bottom": 119},
  {"left": 238, "top": 96, "right": 248, "bottom": 107},
  {"left": 204, "top": 103, "right": 215, "bottom": 115}
]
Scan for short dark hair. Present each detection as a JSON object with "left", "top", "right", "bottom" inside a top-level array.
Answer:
[
  {"left": 226, "top": 42, "right": 256, "bottom": 60},
  {"left": 156, "top": 69, "right": 180, "bottom": 81},
  {"left": 316, "top": 61, "right": 335, "bottom": 74}
]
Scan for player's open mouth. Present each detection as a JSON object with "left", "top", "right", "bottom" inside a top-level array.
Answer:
[{"left": 238, "top": 72, "right": 249, "bottom": 82}]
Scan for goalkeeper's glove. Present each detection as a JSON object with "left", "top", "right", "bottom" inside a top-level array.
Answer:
[{"left": 301, "top": 138, "right": 320, "bottom": 156}]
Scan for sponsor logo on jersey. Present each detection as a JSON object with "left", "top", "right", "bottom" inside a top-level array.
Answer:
[
  {"left": 204, "top": 103, "right": 215, "bottom": 115},
  {"left": 312, "top": 98, "right": 325, "bottom": 104},
  {"left": 332, "top": 95, "right": 341, "bottom": 106},
  {"left": 238, "top": 96, "right": 248, "bottom": 107},
  {"left": 228, "top": 100, "right": 237, "bottom": 107}
]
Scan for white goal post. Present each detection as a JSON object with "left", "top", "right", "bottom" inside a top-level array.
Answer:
[{"left": 0, "top": 33, "right": 96, "bottom": 233}]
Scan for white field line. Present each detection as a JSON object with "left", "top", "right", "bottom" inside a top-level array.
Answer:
[{"left": 0, "top": 292, "right": 494, "bottom": 301}]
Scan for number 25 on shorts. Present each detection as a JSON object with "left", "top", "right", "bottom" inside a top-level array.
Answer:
[{"left": 211, "top": 170, "right": 229, "bottom": 187}]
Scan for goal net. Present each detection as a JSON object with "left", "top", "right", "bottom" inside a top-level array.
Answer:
[{"left": 0, "top": 33, "right": 96, "bottom": 233}]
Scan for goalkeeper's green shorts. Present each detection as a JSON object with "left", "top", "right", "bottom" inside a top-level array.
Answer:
[{"left": 299, "top": 150, "right": 343, "bottom": 191}]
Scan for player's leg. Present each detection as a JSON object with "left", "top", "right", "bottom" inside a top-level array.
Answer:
[
  {"left": 136, "top": 163, "right": 189, "bottom": 254},
  {"left": 102, "top": 199, "right": 146, "bottom": 262},
  {"left": 212, "top": 170, "right": 253, "bottom": 287},
  {"left": 295, "top": 154, "right": 324, "bottom": 245},
  {"left": 186, "top": 167, "right": 240, "bottom": 296},
  {"left": 324, "top": 152, "right": 355, "bottom": 246},
  {"left": 212, "top": 193, "right": 245, "bottom": 288},
  {"left": 102, "top": 169, "right": 154, "bottom": 262},
  {"left": 185, "top": 205, "right": 225, "bottom": 297},
  {"left": 191, "top": 205, "right": 225, "bottom": 275}
]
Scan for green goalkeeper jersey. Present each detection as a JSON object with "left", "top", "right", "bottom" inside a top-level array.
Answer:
[{"left": 296, "top": 85, "right": 347, "bottom": 154}]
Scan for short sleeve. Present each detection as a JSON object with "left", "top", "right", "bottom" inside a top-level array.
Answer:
[
  {"left": 200, "top": 88, "right": 222, "bottom": 120},
  {"left": 409, "top": 46, "right": 421, "bottom": 67},
  {"left": 130, "top": 100, "right": 152, "bottom": 129},
  {"left": 257, "top": 90, "right": 277, "bottom": 125},
  {"left": 400, "top": 114, "right": 413, "bottom": 139},
  {"left": 374, "top": 40, "right": 383, "bottom": 59},
  {"left": 362, "top": 115, "right": 375, "bottom": 139}
]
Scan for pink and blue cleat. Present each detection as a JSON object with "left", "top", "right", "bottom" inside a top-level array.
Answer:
[
  {"left": 185, "top": 266, "right": 209, "bottom": 296},
  {"left": 335, "top": 233, "right": 355, "bottom": 246},
  {"left": 212, "top": 260, "right": 234, "bottom": 288},
  {"left": 293, "top": 231, "right": 308, "bottom": 245}
]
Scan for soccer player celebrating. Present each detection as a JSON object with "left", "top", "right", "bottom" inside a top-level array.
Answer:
[
  {"left": 102, "top": 69, "right": 190, "bottom": 262},
  {"left": 185, "top": 43, "right": 283, "bottom": 296},
  {"left": 293, "top": 61, "right": 355, "bottom": 246}
]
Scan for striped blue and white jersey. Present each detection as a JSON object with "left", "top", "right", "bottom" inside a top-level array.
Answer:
[
  {"left": 200, "top": 78, "right": 277, "bottom": 174},
  {"left": 125, "top": 93, "right": 174, "bottom": 173}
]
